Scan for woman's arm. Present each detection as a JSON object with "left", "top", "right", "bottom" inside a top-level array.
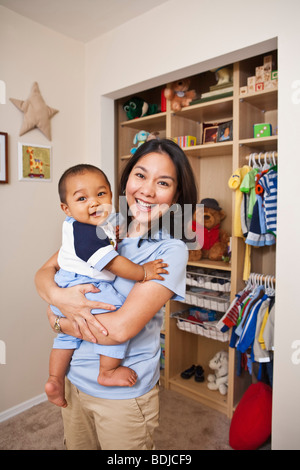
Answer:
[
  {"left": 35, "top": 252, "right": 116, "bottom": 342},
  {"left": 49, "top": 280, "right": 174, "bottom": 346}
]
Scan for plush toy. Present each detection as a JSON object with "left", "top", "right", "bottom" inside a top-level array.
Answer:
[
  {"left": 210, "top": 66, "right": 233, "bottom": 88},
  {"left": 130, "top": 130, "right": 150, "bottom": 154},
  {"left": 164, "top": 79, "right": 196, "bottom": 112},
  {"left": 10, "top": 82, "right": 59, "bottom": 141},
  {"left": 189, "top": 198, "right": 230, "bottom": 262},
  {"left": 207, "top": 350, "right": 229, "bottom": 395},
  {"left": 123, "top": 96, "right": 158, "bottom": 120},
  {"left": 146, "top": 131, "right": 160, "bottom": 141}
]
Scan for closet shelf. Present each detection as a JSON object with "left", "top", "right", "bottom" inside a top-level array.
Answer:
[
  {"left": 174, "top": 96, "right": 233, "bottom": 122},
  {"left": 120, "top": 141, "right": 233, "bottom": 160},
  {"left": 239, "top": 88, "right": 277, "bottom": 111},
  {"left": 169, "top": 374, "right": 228, "bottom": 414},
  {"left": 120, "top": 112, "right": 166, "bottom": 131},
  {"left": 184, "top": 141, "right": 233, "bottom": 158},
  {"left": 187, "top": 260, "right": 231, "bottom": 271},
  {"left": 239, "top": 135, "right": 277, "bottom": 151}
]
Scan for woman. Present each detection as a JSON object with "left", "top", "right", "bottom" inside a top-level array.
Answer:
[{"left": 35, "top": 139, "right": 198, "bottom": 450}]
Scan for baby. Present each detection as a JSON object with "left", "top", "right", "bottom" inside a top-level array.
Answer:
[{"left": 46, "top": 164, "right": 167, "bottom": 407}]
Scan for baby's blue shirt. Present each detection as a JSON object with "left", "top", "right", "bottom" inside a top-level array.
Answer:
[{"left": 67, "top": 232, "right": 188, "bottom": 399}]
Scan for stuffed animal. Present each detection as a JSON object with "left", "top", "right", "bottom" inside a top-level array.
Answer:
[
  {"left": 130, "top": 130, "right": 150, "bottom": 154},
  {"left": 207, "top": 351, "right": 229, "bottom": 395},
  {"left": 164, "top": 79, "right": 196, "bottom": 112},
  {"left": 123, "top": 96, "right": 158, "bottom": 120},
  {"left": 189, "top": 198, "right": 230, "bottom": 262},
  {"left": 210, "top": 66, "right": 233, "bottom": 88}
]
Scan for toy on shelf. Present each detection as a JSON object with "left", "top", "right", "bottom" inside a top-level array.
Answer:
[
  {"left": 199, "top": 66, "right": 233, "bottom": 102},
  {"left": 173, "top": 135, "right": 197, "bottom": 148},
  {"left": 207, "top": 350, "right": 228, "bottom": 395},
  {"left": 130, "top": 130, "right": 150, "bottom": 154},
  {"left": 164, "top": 79, "right": 196, "bottom": 112},
  {"left": 240, "top": 55, "right": 278, "bottom": 96},
  {"left": 123, "top": 96, "right": 158, "bottom": 120},
  {"left": 188, "top": 198, "right": 230, "bottom": 262},
  {"left": 130, "top": 130, "right": 160, "bottom": 154},
  {"left": 253, "top": 123, "right": 272, "bottom": 139}
]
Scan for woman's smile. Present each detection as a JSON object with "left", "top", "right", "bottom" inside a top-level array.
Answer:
[{"left": 135, "top": 198, "right": 156, "bottom": 211}]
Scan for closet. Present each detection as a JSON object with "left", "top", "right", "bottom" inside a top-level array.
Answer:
[{"left": 116, "top": 50, "right": 277, "bottom": 417}]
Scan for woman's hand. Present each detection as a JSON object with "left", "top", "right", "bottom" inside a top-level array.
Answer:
[
  {"left": 35, "top": 252, "right": 116, "bottom": 342},
  {"left": 50, "top": 283, "right": 117, "bottom": 342},
  {"left": 47, "top": 306, "right": 118, "bottom": 345}
]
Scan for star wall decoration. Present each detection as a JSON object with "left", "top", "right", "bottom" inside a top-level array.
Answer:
[{"left": 10, "top": 82, "right": 59, "bottom": 140}]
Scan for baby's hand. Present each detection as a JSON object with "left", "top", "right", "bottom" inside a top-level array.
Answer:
[{"left": 142, "top": 259, "right": 169, "bottom": 282}]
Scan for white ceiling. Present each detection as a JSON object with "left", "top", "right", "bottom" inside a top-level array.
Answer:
[{"left": 0, "top": 0, "right": 170, "bottom": 43}]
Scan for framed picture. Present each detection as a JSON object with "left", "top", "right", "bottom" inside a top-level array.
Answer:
[
  {"left": 217, "top": 120, "right": 233, "bottom": 142},
  {"left": 18, "top": 143, "right": 51, "bottom": 181},
  {"left": 203, "top": 126, "right": 218, "bottom": 144},
  {"left": 0, "top": 132, "right": 8, "bottom": 183}
]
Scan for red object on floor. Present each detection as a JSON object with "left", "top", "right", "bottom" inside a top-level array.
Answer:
[{"left": 229, "top": 382, "right": 272, "bottom": 450}]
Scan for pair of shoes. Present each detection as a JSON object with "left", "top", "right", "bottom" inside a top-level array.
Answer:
[
  {"left": 180, "top": 364, "right": 205, "bottom": 382},
  {"left": 180, "top": 364, "right": 196, "bottom": 379},
  {"left": 195, "top": 365, "right": 205, "bottom": 382}
]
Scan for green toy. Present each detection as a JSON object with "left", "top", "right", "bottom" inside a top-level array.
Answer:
[
  {"left": 123, "top": 96, "right": 158, "bottom": 120},
  {"left": 253, "top": 123, "right": 272, "bottom": 138}
]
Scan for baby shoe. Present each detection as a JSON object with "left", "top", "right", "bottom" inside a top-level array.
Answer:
[
  {"left": 195, "top": 365, "right": 205, "bottom": 382},
  {"left": 180, "top": 364, "right": 196, "bottom": 379}
]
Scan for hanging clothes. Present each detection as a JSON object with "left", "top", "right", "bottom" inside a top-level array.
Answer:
[
  {"left": 245, "top": 162, "right": 277, "bottom": 246},
  {"left": 228, "top": 165, "right": 251, "bottom": 238},
  {"left": 256, "top": 165, "right": 278, "bottom": 237},
  {"left": 217, "top": 274, "right": 275, "bottom": 385}
]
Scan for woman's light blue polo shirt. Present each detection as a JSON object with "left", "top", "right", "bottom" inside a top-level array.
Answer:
[{"left": 67, "top": 231, "right": 188, "bottom": 399}]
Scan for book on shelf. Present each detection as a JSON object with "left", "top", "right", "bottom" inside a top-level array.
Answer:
[
  {"left": 201, "top": 86, "right": 233, "bottom": 99},
  {"left": 190, "top": 91, "right": 233, "bottom": 105}
]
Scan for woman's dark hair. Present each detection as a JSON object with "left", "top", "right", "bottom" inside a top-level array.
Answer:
[
  {"left": 58, "top": 164, "right": 111, "bottom": 204},
  {"left": 119, "top": 139, "right": 198, "bottom": 242}
]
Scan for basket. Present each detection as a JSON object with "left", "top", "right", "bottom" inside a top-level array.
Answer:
[
  {"left": 171, "top": 310, "right": 230, "bottom": 342},
  {"left": 184, "top": 288, "right": 230, "bottom": 312},
  {"left": 186, "top": 268, "right": 231, "bottom": 292}
]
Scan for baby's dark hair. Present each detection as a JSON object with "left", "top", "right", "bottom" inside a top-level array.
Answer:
[{"left": 58, "top": 164, "right": 111, "bottom": 203}]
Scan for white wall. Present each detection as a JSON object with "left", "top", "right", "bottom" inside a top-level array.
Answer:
[
  {"left": 85, "top": 0, "right": 300, "bottom": 449},
  {"left": 0, "top": 7, "right": 85, "bottom": 412}
]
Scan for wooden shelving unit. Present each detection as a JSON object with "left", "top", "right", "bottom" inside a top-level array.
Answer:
[{"left": 116, "top": 50, "right": 277, "bottom": 417}]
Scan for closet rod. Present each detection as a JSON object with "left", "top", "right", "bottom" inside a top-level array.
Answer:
[
  {"left": 245, "top": 151, "right": 278, "bottom": 160},
  {"left": 248, "top": 272, "right": 276, "bottom": 284}
]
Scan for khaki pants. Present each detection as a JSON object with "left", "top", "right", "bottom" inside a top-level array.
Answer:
[{"left": 61, "top": 379, "right": 160, "bottom": 450}]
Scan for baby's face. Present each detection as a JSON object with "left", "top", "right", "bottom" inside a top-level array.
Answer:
[{"left": 61, "top": 171, "right": 113, "bottom": 226}]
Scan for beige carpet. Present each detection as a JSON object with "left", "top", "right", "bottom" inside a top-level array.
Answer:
[{"left": 0, "top": 388, "right": 234, "bottom": 451}]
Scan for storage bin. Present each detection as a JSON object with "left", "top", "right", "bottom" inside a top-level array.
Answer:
[{"left": 171, "top": 310, "right": 230, "bottom": 342}]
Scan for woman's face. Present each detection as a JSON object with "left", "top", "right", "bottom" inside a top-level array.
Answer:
[{"left": 125, "top": 152, "right": 178, "bottom": 229}]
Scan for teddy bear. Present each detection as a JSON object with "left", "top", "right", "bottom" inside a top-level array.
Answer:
[
  {"left": 164, "top": 79, "right": 196, "bottom": 112},
  {"left": 123, "top": 96, "right": 158, "bottom": 120},
  {"left": 207, "top": 350, "right": 229, "bottom": 395},
  {"left": 188, "top": 198, "right": 230, "bottom": 262}
]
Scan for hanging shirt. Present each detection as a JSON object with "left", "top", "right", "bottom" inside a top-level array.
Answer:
[
  {"left": 257, "top": 168, "right": 278, "bottom": 237},
  {"left": 228, "top": 166, "right": 251, "bottom": 238}
]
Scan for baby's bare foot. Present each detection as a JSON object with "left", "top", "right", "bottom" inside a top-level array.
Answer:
[
  {"left": 45, "top": 376, "right": 67, "bottom": 408},
  {"left": 98, "top": 366, "right": 137, "bottom": 387}
]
